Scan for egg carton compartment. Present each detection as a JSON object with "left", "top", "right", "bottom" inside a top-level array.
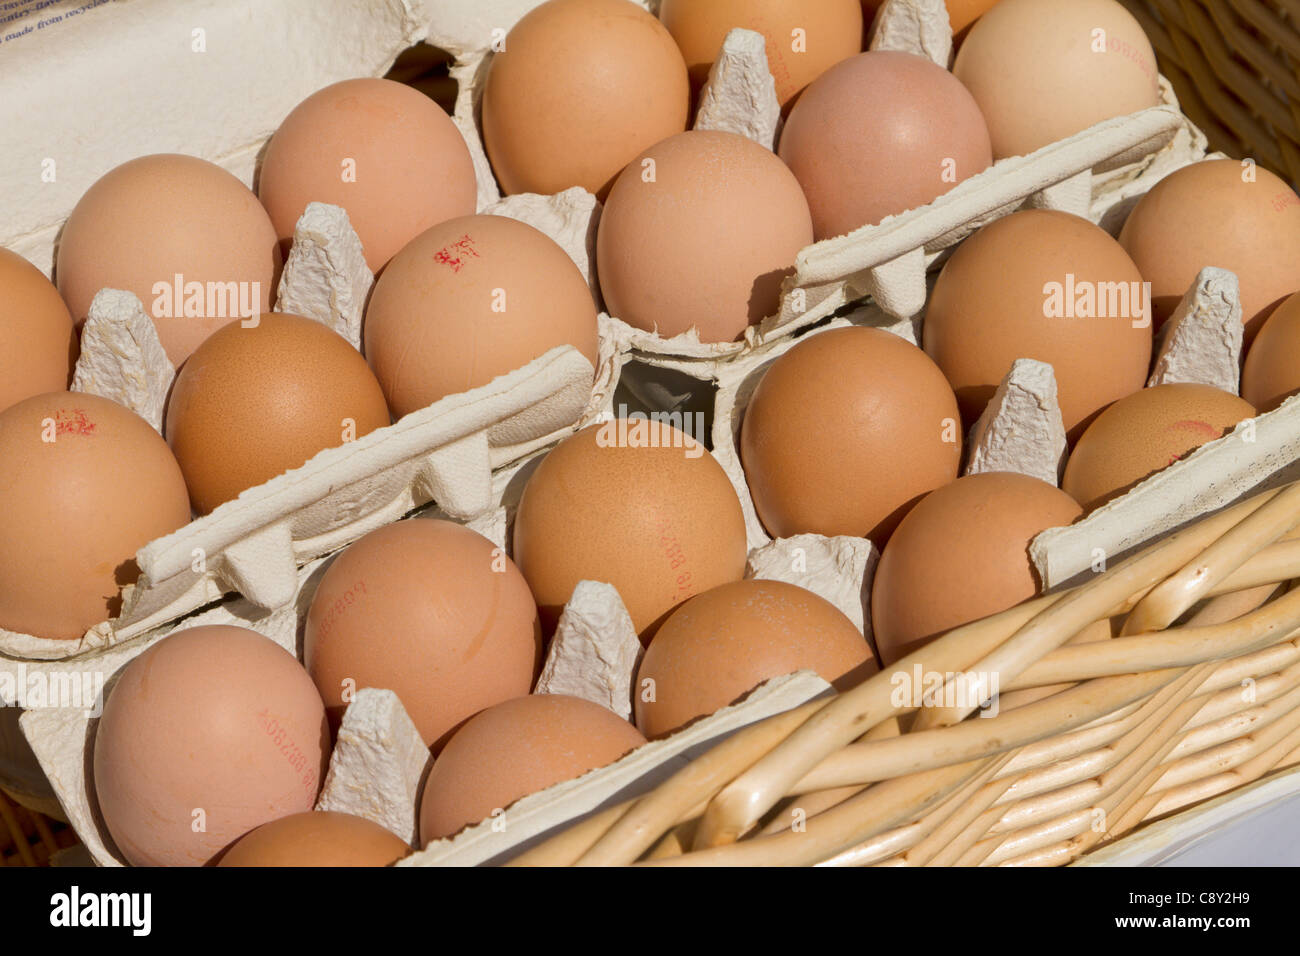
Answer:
[
  {"left": 0, "top": 0, "right": 441, "bottom": 275},
  {"left": 434, "top": 0, "right": 1205, "bottom": 370}
]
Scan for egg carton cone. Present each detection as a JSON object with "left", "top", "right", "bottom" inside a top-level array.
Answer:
[
  {"left": 0, "top": 202, "right": 611, "bottom": 666},
  {"left": 433, "top": 0, "right": 1204, "bottom": 371},
  {"left": 1, "top": 0, "right": 439, "bottom": 276}
]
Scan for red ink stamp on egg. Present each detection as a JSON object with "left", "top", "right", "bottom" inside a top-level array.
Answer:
[
  {"left": 55, "top": 409, "right": 95, "bottom": 437},
  {"left": 433, "top": 235, "right": 480, "bottom": 272}
]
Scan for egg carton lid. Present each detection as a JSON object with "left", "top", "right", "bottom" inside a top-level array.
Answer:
[{"left": 1, "top": 0, "right": 439, "bottom": 276}]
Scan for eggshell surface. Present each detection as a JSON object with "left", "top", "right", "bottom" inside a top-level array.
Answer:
[
  {"left": 597, "top": 130, "right": 813, "bottom": 341},
  {"left": 257, "top": 78, "right": 477, "bottom": 273},
  {"left": 0, "top": 248, "right": 77, "bottom": 413},
  {"left": 93, "top": 624, "right": 329, "bottom": 867},
  {"left": 953, "top": 0, "right": 1161, "bottom": 159},
  {"left": 164, "top": 312, "right": 390, "bottom": 514},
  {"left": 512, "top": 420, "right": 748, "bottom": 641},
  {"left": 1062, "top": 383, "right": 1256, "bottom": 512},
  {"left": 218, "top": 811, "right": 411, "bottom": 867},
  {"left": 871, "top": 472, "right": 1082, "bottom": 664},
  {"left": 635, "top": 580, "right": 877, "bottom": 738},
  {"left": 778, "top": 51, "right": 992, "bottom": 240},
  {"left": 481, "top": 0, "right": 690, "bottom": 199},
  {"left": 0, "top": 392, "right": 191, "bottom": 640},
  {"left": 1243, "top": 293, "right": 1300, "bottom": 411},
  {"left": 363, "top": 215, "right": 599, "bottom": 418},
  {"left": 304, "top": 519, "right": 543, "bottom": 750},
  {"left": 56, "top": 154, "right": 281, "bottom": 365},
  {"left": 922, "top": 209, "right": 1153, "bottom": 441},
  {"left": 740, "top": 326, "right": 962, "bottom": 544},
  {"left": 419, "top": 694, "right": 646, "bottom": 843}
]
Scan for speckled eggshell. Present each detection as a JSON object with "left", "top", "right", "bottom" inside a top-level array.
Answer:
[
  {"left": 363, "top": 215, "right": 599, "bottom": 418},
  {"left": 257, "top": 78, "right": 477, "bottom": 273},
  {"left": 0, "top": 392, "right": 191, "bottom": 640},
  {"left": 635, "top": 579, "right": 877, "bottom": 739},
  {"left": 93, "top": 625, "right": 330, "bottom": 867},
  {"left": 419, "top": 693, "right": 646, "bottom": 844},
  {"left": 164, "top": 312, "right": 390, "bottom": 514},
  {"left": 217, "top": 811, "right": 411, "bottom": 867},
  {"left": 56, "top": 154, "right": 282, "bottom": 366},
  {"left": 1118, "top": 159, "right": 1300, "bottom": 341},
  {"left": 1243, "top": 293, "right": 1300, "bottom": 411},
  {"left": 512, "top": 419, "right": 748, "bottom": 641},
  {"left": 922, "top": 209, "right": 1153, "bottom": 441},
  {"left": 1062, "top": 383, "right": 1256, "bottom": 512},
  {"left": 659, "top": 0, "right": 863, "bottom": 111},
  {"left": 740, "top": 326, "right": 962, "bottom": 544},
  {"left": 481, "top": 0, "right": 690, "bottom": 199},
  {"left": 304, "top": 519, "right": 543, "bottom": 751},
  {"left": 597, "top": 130, "right": 813, "bottom": 342},
  {"left": 953, "top": 0, "right": 1161, "bottom": 159},
  {"left": 778, "top": 51, "right": 993, "bottom": 240},
  {"left": 871, "top": 472, "right": 1082, "bottom": 664},
  {"left": 0, "top": 248, "right": 77, "bottom": 413}
]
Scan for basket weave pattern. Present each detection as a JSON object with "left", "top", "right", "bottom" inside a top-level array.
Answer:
[
  {"left": 513, "top": 481, "right": 1300, "bottom": 866},
  {"left": 0, "top": 790, "right": 75, "bottom": 867}
]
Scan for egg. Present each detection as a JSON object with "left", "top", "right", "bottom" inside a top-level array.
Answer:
[
  {"left": 946, "top": 0, "right": 1000, "bottom": 38},
  {"left": 922, "top": 209, "right": 1153, "bottom": 440},
  {"left": 597, "top": 130, "right": 813, "bottom": 341},
  {"left": 481, "top": 0, "right": 690, "bottom": 198},
  {"left": 740, "top": 326, "right": 962, "bottom": 543},
  {"left": 56, "top": 154, "right": 281, "bottom": 365},
  {"left": 363, "top": 215, "right": 599, "bottom": 418},
  {"left": 0, "top": 248, "right": 77, "bottom": 413},
  {"left": 953, "top": 0, "right": 1161, "bottom": 159},
  {"left": 257, "top": 78, "right": 477, "bottom": 273},
  {"left": 658, "top": 0, "right": 863, "bottom": 111},
  {"left": 1062, "top": 384, "right": 1257, "bottom": 512},
  {"left": 1118, "top": 159, "right": 1300, "bottom": 340},
  {"left": 635, "top": 580, "right": 877, "bottom": 739},
  {"left": 0, "top": 392, "right": 191, "bottom": 640},
  {"left": 164, "top": 312, "right": 390, "bottom": 514},
  {"left": 512, "top": 419, "right": 748, "bottom": 640},
  {"left": 93, "top": 624, "right": 329, "bottom": 867},
  {"left": 418, "top": 694, "right": 646, "bottom": 844},
  {"left": 1243, "top": 293, "right": 1300, "bottom": 411},
  {"left": 304, "top": 519, "right": 543, "bottom": 750},
  {"left": 871, "top": 472, "right": 1082, "bottom": 664},
  {"left": 217, "top": 811, "right": 410, "bottom": 867},
  {"left": 778, "top": 51, "right": 992, "bottom": 240}
]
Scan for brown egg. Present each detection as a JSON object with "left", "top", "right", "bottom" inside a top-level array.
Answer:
[
  {"left": 740, "top": 326, "right": 962, "bottom": 544},
  {"left": 257, "top": 78, "right": 477, "bottom": 273},
  {"left": 0, "top": 392, "right": 191, "bottom": 640},
  {"left": 218, "top": 811, "right": 410, "bottom": 867},
  {"left": 0, "top": 249, "right": 77, "bottom": 413},
  {"left": 597, "top": 130, "right": 813, "bottom": 341},
  {"left": 512, "top": 419, "right": 747, "bottom": 640},
  {"left": 1062, "top": 384, "right": 1256, "bottom": 512},
  {"left": 1243, "top": 293, "right": 1300, "bottom": 411},
  {"left": 419, "top": 693, "right": 646, "bottom": 844},
  {"left": 953, "top": 0, "right": 1161, "bottom": 159},
  {"left": 93, "top": 624, "right": 329, "bottom": 867},
  {"left": 635, "top": 579, "right": 877, "bottom": 738},
  {"left": 923, "top": 209, "right": 1153, "bottom": 441},
  {"left": 778, "top": 51, "right": 992, "bottom": 240},
  {"left": 658, "top": 0, "right": 863, "bottom": 112},
  {"left": 364, "top": 215, "right": 599, "bottom": 418},
  {"left": 56, "top": 154, "right": 281, "bottom": 366},
  {"left": 481, "top": 0, "right": 690, "bottom": 198},
  {"left": 871, "top": 472, "right": 1082, "bottom": 664},
  {"left": 164, "top": 312, "right": 390, "bottom": 514},
  {"left": 304, "top": 519, "right": 543, "bottom": 750},
  {"left": 1118, "top": 159, "right": 1300, "bottom": 341}
]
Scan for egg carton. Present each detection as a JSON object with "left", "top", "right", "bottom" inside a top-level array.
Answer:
[{"left": 433, "top": 0, "right": 1204, "bottom": 376}]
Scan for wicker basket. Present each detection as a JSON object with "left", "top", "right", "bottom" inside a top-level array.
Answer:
[
  {"left": 509, "top": 479, "right": 1300, "bottom": 866},
  {"left": 1120, "top": 0, "right": 1300, "bottom": 186},
  {"left": 0, "top": 789, "right": 77, "bottom": 867}
]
